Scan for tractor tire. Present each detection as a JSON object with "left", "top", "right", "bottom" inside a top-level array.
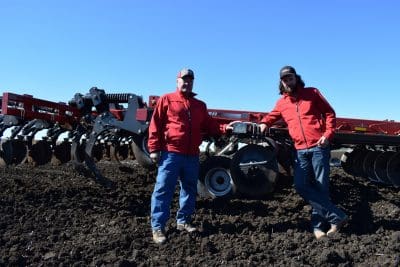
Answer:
[{"left": 198, "top": 155, "right": 235, "bottom": 199}]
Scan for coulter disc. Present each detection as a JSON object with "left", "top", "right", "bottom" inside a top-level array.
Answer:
[
  {"left": 362, "top": 150, "right": 381, "bottom": 183},
  {"left": 29, "top": 140, "right": 53, "bottom": 166},
  {"left": 387, "top": 151, "right": 400, "bottom": 187},
  {"left": 373, "top": 151, "right": 394, "bottom": 184},
  {"left": 351, "top": 149, "right": 369, "bottom": 178},
  {"left": 1, "top": 139, "right": 28, "bottom": 165},
  {"left": 341, "top": 149, "right": 366, "bottom": 176},
  {"left": 230, "top": 144, "right": 278, "bottom": 197},
  {"left": 52, "top": 141, "right": 72, "bottom": 165}
]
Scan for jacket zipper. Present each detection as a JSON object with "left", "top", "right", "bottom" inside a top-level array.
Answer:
[
  {"left": 185, "top": 99, "right": 192, "bottom": 155},
  {"left": 296, "top": 100, "right": 308, "bottom": 149}
]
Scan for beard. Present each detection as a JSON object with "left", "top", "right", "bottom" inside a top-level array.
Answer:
[{"left": 282, "top": 84, "right": 297, "bottom": 94}]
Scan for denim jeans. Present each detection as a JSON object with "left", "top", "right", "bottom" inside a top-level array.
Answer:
[
  {"left": 151, "top": 151, "right": 199, "bottom": 231},
  {"left": 294, "top": 146, "right": 347, "bottom": 230}
]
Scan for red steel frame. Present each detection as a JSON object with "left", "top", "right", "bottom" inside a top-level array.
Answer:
[
  {"left": 2, "top": 92, "right": 400, "bottom": 136},
  {"left": 1, "top": 92, "right": 80, "bottom": 125},
  {"left": 207, "top": 108, "right": 400, "bottom": 136}
]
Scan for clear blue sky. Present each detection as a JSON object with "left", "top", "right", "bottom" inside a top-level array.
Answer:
[{"left": 1, "top": 0, "right": 399, "bottom": 121}]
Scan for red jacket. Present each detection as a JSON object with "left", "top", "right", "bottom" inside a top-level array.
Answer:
[
  {"left": 260, "top": 87, "right": 336, "bottom": 150},
  {"left": 148, "top": 90, "right": 226, "bottom": 155}
]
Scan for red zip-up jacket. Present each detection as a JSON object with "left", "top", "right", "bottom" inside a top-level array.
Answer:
[
  {"left": 148, "top": 89, "right": 226, "bottom": 155},
  {"left": 260, "top": 87, "right": 336, "bottom": 150}
]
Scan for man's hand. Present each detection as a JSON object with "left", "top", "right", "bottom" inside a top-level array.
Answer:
[
  {"left": 317, "top": 136, "right": 329, "bottom": 148},
  {"left": 225, "top": 120, "right": 242, "bottom": 131},
  {"left": 150, "top": 152, "right": 160, "bottom": 163},
  {"left": 259, "top": 123, "right": 268, "bottom": 134}
]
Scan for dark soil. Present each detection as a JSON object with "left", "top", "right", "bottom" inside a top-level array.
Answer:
[{"left": 1, "top": 161, "right": 400, "bottom": 266}]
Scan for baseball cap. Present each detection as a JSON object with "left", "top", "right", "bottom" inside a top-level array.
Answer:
[
  {"left": 280, "top": 66, "right": 297, "bottom": 78},
  {"left": 177, "top": 68, "right": 195, "bottom": 79}
]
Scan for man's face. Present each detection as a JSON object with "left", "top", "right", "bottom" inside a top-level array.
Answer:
[
  {"left": 281, "top": 74, "right": 297, "bottom": 94},
  {"left": 177, "top": 76, "right": 194, "bottom": 94}
]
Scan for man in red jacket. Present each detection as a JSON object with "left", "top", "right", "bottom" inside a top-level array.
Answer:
[
  {"left": 259, "top": 66, "right": 348, "bottom": 239},
  {"left": 148, "top": 68, "right": 232, "bottom": 244}
]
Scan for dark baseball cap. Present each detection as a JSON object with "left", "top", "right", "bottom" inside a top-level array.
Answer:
[
  {"left": 177, "top": 68, "right": 195, "bottom": 79},
  {"left": 280, "top": 66, "right": 297, "bottom": 78}
]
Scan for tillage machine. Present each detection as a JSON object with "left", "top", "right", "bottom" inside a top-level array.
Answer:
[{"left": 1, "top": 89, "right": 400, "bottom": 197}]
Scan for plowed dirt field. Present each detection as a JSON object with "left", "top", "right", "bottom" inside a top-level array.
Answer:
[{"left": 1, "top": 161, "right": 400, "bottom": 266}]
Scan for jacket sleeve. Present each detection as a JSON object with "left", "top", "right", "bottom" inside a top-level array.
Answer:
[
  {"left": 147, "top": 96, "right": 166, "bottom": 153},
  {"left": 315, "top": 89, "right": 336, "bottom": 141},
  {"left": 259, "top": 103, "right": 282, "bottom": 127},
  {"left": 202, "top": 104, "right": 226, "bottom": 137}
]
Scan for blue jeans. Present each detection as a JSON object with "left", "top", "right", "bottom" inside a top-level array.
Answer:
[
  {"left": 151, "top": 151, "right": 199, "bottom": 231},
  {"left": 294, "top": 146, "right": 347, "bottom": 230}
]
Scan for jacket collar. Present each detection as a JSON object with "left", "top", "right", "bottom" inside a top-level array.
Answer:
[
  {"left": 175, "top": 88, "right": 197, "bottom": 98},
  {"left": 283, "top": 86, "right": 303, "bottom": 99}
]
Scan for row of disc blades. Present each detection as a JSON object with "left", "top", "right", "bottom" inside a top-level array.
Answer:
[{"left": 341, "top": 148, "right": 400, "bottom": 187}]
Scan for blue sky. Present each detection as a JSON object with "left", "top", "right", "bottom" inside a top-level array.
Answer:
[{"left": 1, "top": 0, "right": 399, "bottom": 121}]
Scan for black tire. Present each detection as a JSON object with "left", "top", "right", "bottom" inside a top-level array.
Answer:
[
  {"left": 230, "top": 144, "right": 278, "bottom": 197},
  {"left": 198, "top": 156, "right": 235, "bottom": 199}
]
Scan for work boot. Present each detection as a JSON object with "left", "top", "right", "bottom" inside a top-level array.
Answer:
[
  {"left": 313, "top": 228, "right": 326, "bottom": 240},
  {"left": 152, "top": 229, "right": 166, "bottom": 244},
  {"left": 327, "top": 216, "right": 349, "bottom": 236},
  {"left": 177, "top": 223, "right": 197, "bottom": 233}
]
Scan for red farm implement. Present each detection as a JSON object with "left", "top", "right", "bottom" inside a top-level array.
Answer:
[{"left": 1, "top": 89, "right": 400, "bottom": 196}]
